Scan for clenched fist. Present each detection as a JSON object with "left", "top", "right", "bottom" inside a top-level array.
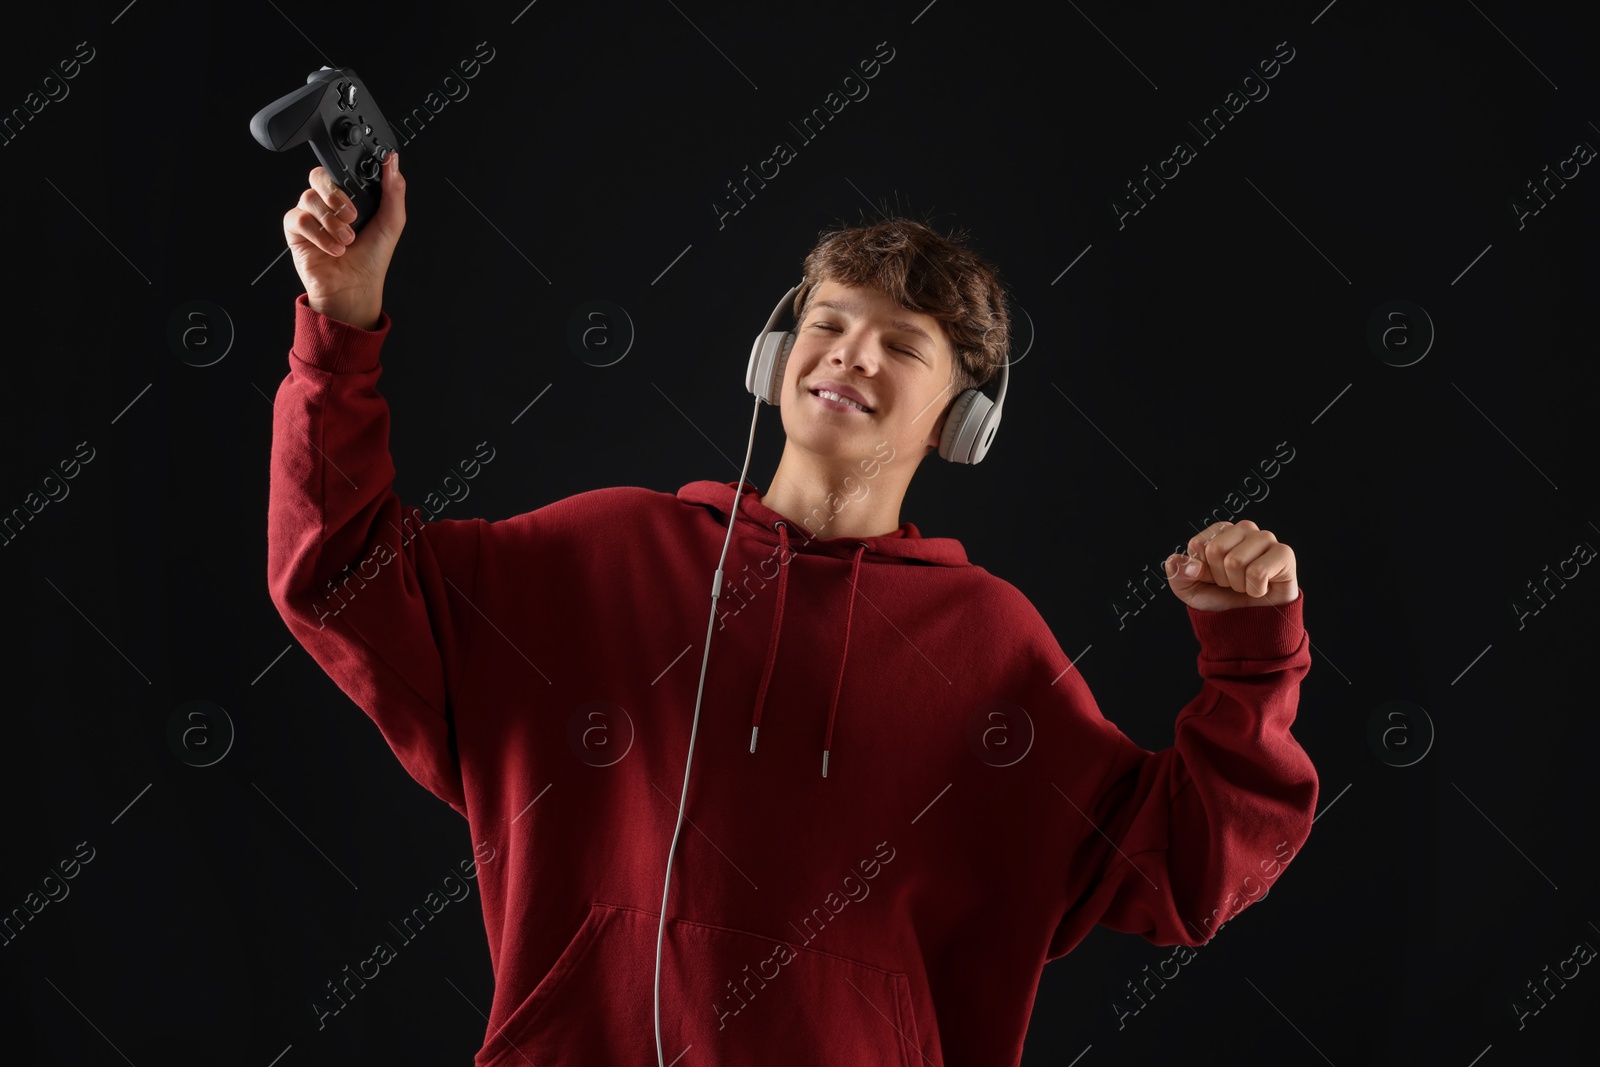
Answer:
[{"left": 1163, "top": 520, "right": 1299, "bottom": 611}]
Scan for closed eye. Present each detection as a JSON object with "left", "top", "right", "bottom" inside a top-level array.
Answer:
[{"left": 809, "top": 322, "right": 922, "bottom": 360}]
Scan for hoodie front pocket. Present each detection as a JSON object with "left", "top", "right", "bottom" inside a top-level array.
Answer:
[
  {"left": 671, "top": 910, "right": 928, "bottom": 1066},
  {"left": 477, "top": 902, "right": 657, "bottom": 1066},
  {"left": 478, "top": 902, "right": 931, "bottom": 1067}
]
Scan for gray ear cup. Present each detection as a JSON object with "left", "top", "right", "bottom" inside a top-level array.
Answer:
[
  {"left": 769, "top": 333, "right": 795, "bottom": 405},
  {"left": 938, "top": 388, "right": 989, "bottom": 464},
  {"left": 938, "top": 353, "right": 1008, "bottom": 464},
  {"left": 747, "top": 281, "right": 805, "bottom": 405},
  {"left": 745, "top": 329, "right": 788, "bottom": 405}
]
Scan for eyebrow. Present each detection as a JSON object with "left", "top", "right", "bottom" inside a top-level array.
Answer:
[{"left": 810, "top": 299, "right": 936, "bottom": 347}]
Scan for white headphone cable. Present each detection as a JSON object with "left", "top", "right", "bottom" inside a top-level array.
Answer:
[{"left": 654, "top": 391, "right": 765, "bottom": 1066}]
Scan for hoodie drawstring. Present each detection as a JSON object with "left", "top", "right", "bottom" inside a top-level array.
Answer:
[
  {"left": 821, "top": 541, "right": 868, "bottom": 778},
  {"left": 746, "top": 518, "right": 869, "bottom": 778}
]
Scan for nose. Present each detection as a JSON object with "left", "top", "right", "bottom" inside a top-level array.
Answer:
[{"left": 828, "top": 328, "right": 876, "bottom": 374}]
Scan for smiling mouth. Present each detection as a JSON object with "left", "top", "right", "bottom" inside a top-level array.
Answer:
[{"left": 811, "top": 389, "right": 873, "bottom": 414}]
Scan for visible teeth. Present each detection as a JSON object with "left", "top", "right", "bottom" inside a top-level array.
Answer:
[{"left": 816, "top": 389, "right": 868, "bottom": 412}]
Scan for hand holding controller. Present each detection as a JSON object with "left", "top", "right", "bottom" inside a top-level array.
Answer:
[
  {"left": 251, "top": 66, "right": 399, "bottom": 231},
  {"left": 254, "top": 67, "right": 408, "bottom": 330}
]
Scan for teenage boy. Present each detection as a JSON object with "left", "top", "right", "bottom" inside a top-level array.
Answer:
[{"left": 269, "top": 150, "right": 1315, "bottom": 1065}]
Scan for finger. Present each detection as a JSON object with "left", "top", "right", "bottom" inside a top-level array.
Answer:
[
  {"left": 1165, "top": 550, "right": 1208, "bottom": 582},
  {"left": 369, "top": 150, "right": 404, "bottom": 230},
  {"left": 1181, "top": 522, "right": 1232, "bottom": 586},
  {"left": 298, "top": 188, "right": 354, "bottom": 252},
  {"left": 1187, "top": 518, "right": 1261, "bottom": 557},
  {"left": 1193, "top": 521, "right": 1265, "bottom": 588},
  {"left": 1241, "top": 542, "right": 1292, "bottom": 597},
  {"left": 310, "top": 166, "right": 359, "bottom": 223},
  {"left": 287, "top": 195, "right": 349, "bottom": 256},
  {"left": 1218, "top": 532, "right": 1280, "bottom": 595},
  {"left": 1187, "top": 521, "right": 1232, "bottom": 558},
  {"left": 1216, "top": 537, "right": 1267, "bottom": 598}
]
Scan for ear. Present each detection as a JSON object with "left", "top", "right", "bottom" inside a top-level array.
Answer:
[
  {"left": 925, "top": 400, "right": 949, "bottom": 454},
  {"left": 925, "top": 367, "right": 959, "bottom": 453}
]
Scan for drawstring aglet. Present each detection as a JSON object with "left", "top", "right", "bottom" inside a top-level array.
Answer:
[
  {"left": 749, "top": 725, "right": 759, "bottom": 754},
  {"left": 821, "top": 750, "right": 830, "bottom": 778}
]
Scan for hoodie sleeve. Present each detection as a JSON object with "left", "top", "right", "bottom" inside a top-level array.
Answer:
[
  {"left": 1049, "top": 589, "right": 1316, "bottom": 954},
  {"left": 266, "top": 293, "right": 483, "bottom": 816}
]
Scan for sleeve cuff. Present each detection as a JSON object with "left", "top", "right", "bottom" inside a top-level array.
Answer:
[
  {"left": 291, "top": 292, "right": 392, "bottom": 373},
  {"left": 1187, "top": 586, "right": 1306, "bottom": 658}
]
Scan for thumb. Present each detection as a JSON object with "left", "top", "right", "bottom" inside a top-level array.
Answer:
[
  {"left": 367, "top": 150, "right": 405, "bottom": 233},
  {"left": 1163, "top": 552, "right": 1204, "bottom": 583}
]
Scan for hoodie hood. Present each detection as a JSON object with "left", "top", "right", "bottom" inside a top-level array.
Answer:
[{"left": 676, "top": 479, "right": 971, "bottom": 777}]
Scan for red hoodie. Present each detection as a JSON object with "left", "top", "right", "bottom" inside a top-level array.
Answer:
[{"left": 268, "top": 294, "right": 1318, "bottom": 1066}]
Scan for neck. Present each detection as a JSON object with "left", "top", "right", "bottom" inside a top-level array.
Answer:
[{"left": 759, "top": 441, "right": 918, "bottom": 542}]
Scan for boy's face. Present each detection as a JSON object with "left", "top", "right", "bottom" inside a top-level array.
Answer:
[{"left": 779, "top": 278, "right": 956, "bottom": 464}]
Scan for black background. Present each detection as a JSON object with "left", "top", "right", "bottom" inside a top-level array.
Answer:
[{"left": 1, "top": 1, "right": 1596, "bottom": 1064}]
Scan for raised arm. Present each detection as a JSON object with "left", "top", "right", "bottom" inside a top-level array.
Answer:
[
  {"left": 1047, "top": 522, "right": 1315, "bottom": 955},
  {"left": 266, "top": 153, "right": 483, "bottom": 814},
  {"left": 1058, "top": 590, "right": 1317, "bottom": 953}
]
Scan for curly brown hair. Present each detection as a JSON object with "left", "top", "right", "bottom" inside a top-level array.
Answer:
[{"left": 793, "top": 218, "right": 1010, "bottom": 405}]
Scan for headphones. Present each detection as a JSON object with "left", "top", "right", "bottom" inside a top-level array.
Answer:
[{"left": 745, "top": 279, "right": 1009, "bottom": 463}]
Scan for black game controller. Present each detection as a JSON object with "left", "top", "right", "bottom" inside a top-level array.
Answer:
[{"left": 250, "top": 67, "right": 399, "bottom": 233}]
